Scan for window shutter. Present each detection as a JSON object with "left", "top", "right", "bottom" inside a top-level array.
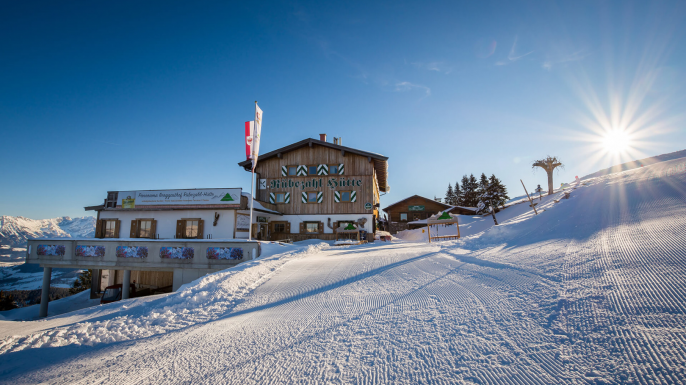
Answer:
[
  {"left": 299, "top": 222, "right": 305, "bottom": 234},
  {"left": 114, "top": 220, "right": 121, "bottom": 238},
  {"left": 297, "top": 165, "right": 307, "bottom": 176},
  {"left": 338, "top": 163, "right": 345, "bottom": 175},
  {"left": 334, "top": 191, "right": 341, "bottom": 203},
  {"left": 301, "top": 192, "right": 308, "bottom": 203},
  {"left": 95, "top": 220, "right": 103, "bottom": 238},
  {"left": 176, "top": 220, "right": 185, "bottom": 239},
  {"left": 130, "top": 220, "right": 138, "bottom": 238},
  {"left": 197, "top": 220, "right": 204, "bottom": 239},
  {"left": 285, "top": 192, "right": 291, "bottom": 203},
  {"left": 351, "top": 191, "right": 357, "bottom": 202},
  {"left": 316, "top": 192, "right": 323, "bottom": 203},
  {"left": 317, "top": 164, "right": 328, "bottom": 175},
  {"left": 318, "top": 221, "right": 324, "bottom": 234},
  {"left": 269, "top": 192, "right": 275, "bottom": 204},
  {"left": 286, "top": 222, "right": 291, "bottom": 233},
  {"left": 150, "top": 220, "right": 157, "bottom": 239},
  {"left": 281, "top": 166, "right": 287, "bottom": 176}
]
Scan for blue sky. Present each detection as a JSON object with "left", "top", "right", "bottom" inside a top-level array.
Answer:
[{"left": 1, "top": 0, "right": 685, "bottom": 219}]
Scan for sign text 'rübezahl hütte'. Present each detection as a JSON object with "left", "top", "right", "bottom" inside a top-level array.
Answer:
[
  {"left": 268, "top": 177, "right": 362, "bottom": 190},
  {"left": 117, "top": 188, "right": 242, "bottom": 208}
]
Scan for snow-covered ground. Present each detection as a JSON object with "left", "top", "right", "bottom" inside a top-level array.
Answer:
[{"left": 1, "top": 158, "right": 685, "bottom": 384}]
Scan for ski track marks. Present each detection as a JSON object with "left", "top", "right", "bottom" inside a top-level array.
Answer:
[{"left": 1, "top": 158, "right": 686, "bottom": 384}]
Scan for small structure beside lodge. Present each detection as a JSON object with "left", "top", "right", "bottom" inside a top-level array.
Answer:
[
  {"left": 382, "top": 195, "right": 478, "bottom": 234},
  {"left": 237, "top": 134, "right": 389, "bottom": 242}
]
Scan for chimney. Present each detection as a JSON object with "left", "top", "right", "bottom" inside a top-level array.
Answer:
[
  {"left": 320, "top": 134, "right": 327, "bottom": 142},
  {"left": 333, "top": 137, "right": 338, "bottom": 145}
]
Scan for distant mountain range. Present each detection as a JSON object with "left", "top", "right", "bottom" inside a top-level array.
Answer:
[
  {"left": 0, "top": 216, "right": 96, "bottom": 247},
  {"left": 581, "top": 149, "right": 686, "bottom": 180}
]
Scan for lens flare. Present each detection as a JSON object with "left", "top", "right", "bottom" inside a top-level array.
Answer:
[{"left": 602, "top": 129, "right": 632, "bottom": 154}]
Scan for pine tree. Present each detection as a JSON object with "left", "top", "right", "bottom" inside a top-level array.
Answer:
[
  {"left": 0, "top": 291, "right": 18, "bottom": 311},
  {"left": 477, "top": 173, "right": 489, "bottom": 197},
  {"left": 69, "top": 270, "right": 92, "bottom": 295},
  {"left": 459, "top": 175, "right": 470, "bottom": 206},
  {"left": 489, "top": 174, "right": 510, "bottom": 207},
  {"left": 464, "top": 174, "right": 479, "bottom": 206},
  {"left": 445, "top": 183, "right": 454, "bottom": 205},
  {"left": 453, "top": 181, "right": 463, "bottom": 206}
]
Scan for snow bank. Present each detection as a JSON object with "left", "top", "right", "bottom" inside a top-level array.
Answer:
[
  {"left": 0, "top": 241, "right": 329, "bottom": 354},
  {"left": 0, "top": 290, "right": 100, "bottom": 321}
]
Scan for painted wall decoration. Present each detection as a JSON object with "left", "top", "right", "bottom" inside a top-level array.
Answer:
[
  {"left": 116, "top": 246, "right": 148, "bottom": 258},
  {"left": 207, "top": 247, "right": 243, "bottom": 260},
  {"left": 37, "top": 244, "right": 66, "bottom": 256},
  {"left": 160, "top": 247, "right": 194, "bottom": 259},
  {"left": 75, "top": 245, "right": 106, "bottom": 257}
]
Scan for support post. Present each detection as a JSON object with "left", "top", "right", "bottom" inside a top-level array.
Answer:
[
  {"left": 521, "top": 179, "right": 538, "bottom": 215},
  {"left": 90, "top": 269, "right": 100, "bottom": 299},
  {"left": 39, "top": 267, "right": 52, "bottom": 318},
  {"left": 122, "top": 270, "right": 131, "bottom": 299}
]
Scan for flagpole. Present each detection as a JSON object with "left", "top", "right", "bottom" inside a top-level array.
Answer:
[{"left": 248, "top": 101, "right": 257, "bottom": 241}]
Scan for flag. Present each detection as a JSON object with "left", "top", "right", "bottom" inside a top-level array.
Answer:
[
  {"left": 245, "top": 121, "right": 254, "bottom": 161},
  {"left": 253, "top": 104, "right": 263, "bottom": 171}
]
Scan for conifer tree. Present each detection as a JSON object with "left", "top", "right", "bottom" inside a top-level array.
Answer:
[
  {"left": 488, "top": 174, "right": 510, "bottom": 208},
  {"left": 445, "top": 183, "right": 454, "bottom": 205},
  {"left": 453, "top": 181, "right": 463, "bottom": 206},
  {"left": 459, "top": 175, "right": 470, "bottom": 206},
  {"left": 69, "top": 270, "right": 92, "bottom": 295}
]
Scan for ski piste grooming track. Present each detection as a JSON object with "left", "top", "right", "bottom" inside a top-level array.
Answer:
[{"left": 0, "top": 158, "right": 685, "bottom": 384}]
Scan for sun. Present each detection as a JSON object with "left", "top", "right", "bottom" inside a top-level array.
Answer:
[{"left": 601, "top": 128, "right": 632, "bottom": 154}]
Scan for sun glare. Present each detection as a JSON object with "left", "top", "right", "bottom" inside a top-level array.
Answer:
[{"left": 602, "top": 129, "right": 631, "bottom": 154}]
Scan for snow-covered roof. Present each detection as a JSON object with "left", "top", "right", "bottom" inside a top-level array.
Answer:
[{"left": 241, "top": 193, "right": 282, "bottom": 215}]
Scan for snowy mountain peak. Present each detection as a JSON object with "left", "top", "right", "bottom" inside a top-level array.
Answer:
[{"left": 0, "top": 215, "right": 96, "bottom": 247}]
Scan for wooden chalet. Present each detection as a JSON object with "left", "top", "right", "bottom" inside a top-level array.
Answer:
[{"left": 237, "top": 135, "right": 389, "bottom": 242}]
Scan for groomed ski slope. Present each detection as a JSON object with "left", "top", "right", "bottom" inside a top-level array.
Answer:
[{"left": 1, "top": 158, "right": 686, "bottom": 384}]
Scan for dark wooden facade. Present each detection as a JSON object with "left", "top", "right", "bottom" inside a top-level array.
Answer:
[
  {"left": 239, "top": 139, "right": 389, "bottom": 219},
  {"left": 383, "top": 195, "right": 453, "bottom": 223}
]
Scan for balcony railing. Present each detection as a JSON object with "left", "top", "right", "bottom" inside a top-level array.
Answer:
[{"left": 26, "top": 238, "right": 261, "bottom": 270}]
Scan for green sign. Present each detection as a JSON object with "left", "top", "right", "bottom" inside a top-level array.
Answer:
[
  {"left": 365, "top": 202, "right": 372, "bottom": 210},
  {"left": 408, "top": 205, "right": 425, "bottom": 211}
]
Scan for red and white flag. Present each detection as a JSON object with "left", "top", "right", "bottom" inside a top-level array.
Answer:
[
  {"left": 245, "top": 120, "right": 254, "bottom": 161},
  {"left": 253, "top": 104, "right": 263, "bottom": 170}
]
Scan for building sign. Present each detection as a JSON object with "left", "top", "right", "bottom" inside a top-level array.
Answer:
[
  {"left": 116, "top": 188, "right": 241, "bottom": 207},
  {"left": 269, "top": 177, "right": 362, "bottom": 190},
  {"left": 408, "top": 205, "right": 425, "bottom": 211},
  {"left": 256, "top": 216, "right": 268, "bottom": 223},
  {"left": 236, "top": 214, "right": 251, "bottom": 231},
  {"left": 365, "top": 203, "right": 372, "bottom": 210}
]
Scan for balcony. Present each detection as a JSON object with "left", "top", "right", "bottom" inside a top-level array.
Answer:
[{"left": 26, "top": 238, "right": 261, "bottom": 271}]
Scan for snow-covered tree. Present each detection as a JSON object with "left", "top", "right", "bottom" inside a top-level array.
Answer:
[{"left": 532, "top": 155, "right": 564, "bottom": 195}]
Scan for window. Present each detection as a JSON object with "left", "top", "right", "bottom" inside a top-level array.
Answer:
[
  {"left": 305, "top": 222, "right": 319, "bottom": 233},
  {"left": 138, "top": 220, "right": 152, "bottom": 238},
  {"left": 400, "top": 213, "right": 408, "bottom": 221},
  {"left": 308, "top": 192, "right": 317, "bottom": 202},
  {"left": 288, "top": 166, "right": 297, "bottom": 176},
  {"left": 329, "top": 164, "right": 339, "bottom": 175},
  {"left": 308, "top": 165, "right": 317, "bottom": 175},
  {"left": 176, "top": 218, "right": 204, "bottom": 239},
  {"left": 185, "top": 220, "right": 199, "bottom": 238},
  {"left": 274, "top": 223, "right": 286, "bottom": 232},
  {"left": 276, "top": 193, "right": 285, "bottom": 203},
  {"left": 340, "top": 191, "right": 351, "bottom": 202},
  {"left": 104, "top": 220, "right": 118, "bottom": 238}
]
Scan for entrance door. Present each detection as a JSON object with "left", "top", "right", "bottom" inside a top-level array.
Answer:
[{"left": 259, "top": 224, "right": 269, "bottom": 241}]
